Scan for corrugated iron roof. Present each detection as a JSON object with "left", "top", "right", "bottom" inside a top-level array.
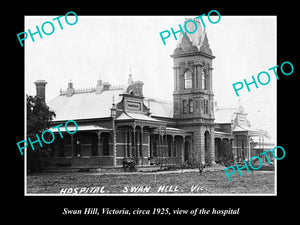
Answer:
[
  {"left": 47, "top": 88, "right": 124, "bottom": 121},
  {"left": 47, "top": 89, "right": 174, "bottom": 122},
  {"left": 49, "top": 124, "right": 111, "bottom": 133},
  {"left": 116, "top": 112, "right": 162, "bottom": 122},
  {"left": 214, "top": 107, "right": 236, "bottom": 124},
  {"left": 144, "top": 98, "right": 173, "bottom": 118}
]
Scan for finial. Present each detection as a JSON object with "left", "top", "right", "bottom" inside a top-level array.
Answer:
[
  {"left": 111, "top": 94, "right": 117, "bottom": 117},
  {"left": 98, "top": 72, "right": 104, "bottom": 81},
  {"left": 128, "top": 67, "right": 134, "bottom": 85}
]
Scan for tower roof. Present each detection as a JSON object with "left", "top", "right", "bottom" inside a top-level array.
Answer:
[{"left": 173, "top": 18, "right": 213, "bottom": 56}]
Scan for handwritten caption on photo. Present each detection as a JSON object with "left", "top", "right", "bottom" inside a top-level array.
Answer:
[{"left": 59, "top": 184, "right": 208, "bottom": 194}]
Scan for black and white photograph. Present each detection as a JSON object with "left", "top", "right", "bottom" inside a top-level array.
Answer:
[
  {"left": 24, "top": 15, "right": 277, "bottom": 195},
  {"left": 15, "top": 6, "right": 297, "bottom": 220}
]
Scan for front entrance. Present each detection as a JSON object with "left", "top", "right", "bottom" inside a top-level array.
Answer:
[
  {"left": 214, "top": 138, "right": 222, "bottom": 163},
  {"left": 204, "top": 131, "right": 211, "bottom": 164}
]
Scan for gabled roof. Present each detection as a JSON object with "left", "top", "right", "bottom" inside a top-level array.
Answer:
[{"left": 232, "top": 124, "right": 258, "bottom": 133}]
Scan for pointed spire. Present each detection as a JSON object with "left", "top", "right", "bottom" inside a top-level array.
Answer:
[
  {"left": 176, "top": 18, "right": 203, "bottom": 48},
  {"left": 235, "top": 98, "right": 247, "bottom": 115},
  {"left": 128, "top": 67, "right": 134, "bottom": 85}
]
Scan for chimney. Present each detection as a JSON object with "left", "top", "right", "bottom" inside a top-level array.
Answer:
[
  {"left": 34, "top": 80, "right": 47, "bottom": 103},
  {"left": 102, "top": 82, "right": 111, "bottom": 91},
  {"left": 96, "top": 79, "right": 103, "bottom": 94},
  {"left": 134, "top": 81, "right": 144, "bottom": 97},
  {"left": 67, "top": 80, "right": 75, "bottom": 97}
]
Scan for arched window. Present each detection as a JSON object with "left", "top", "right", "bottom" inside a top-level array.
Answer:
[
  {"left": 184, "top": 70, "right": 192, "bottom": 89},
  {"left": 202, "top": 69, "right": 207, "bottom": 90}
]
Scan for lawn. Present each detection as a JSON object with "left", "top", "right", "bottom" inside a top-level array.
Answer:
[{"left": 26, "top": 169, "right": 275, "bottom": 195}]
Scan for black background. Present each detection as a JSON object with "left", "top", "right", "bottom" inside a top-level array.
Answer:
[{"left": 15, "top": 2, "right": 297, "bottom": 222}]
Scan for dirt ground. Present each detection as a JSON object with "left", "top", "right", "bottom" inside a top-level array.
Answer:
[{"left": 26, "top": 169, "right": 275, "bottom": 195}]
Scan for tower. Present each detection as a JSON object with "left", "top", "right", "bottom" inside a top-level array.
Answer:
[{"left": 171, "top": 18, "right": 215, "bottom": 165}]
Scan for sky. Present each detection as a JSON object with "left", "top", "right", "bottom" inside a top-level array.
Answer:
[{"left": 24, "top": 15, "right": 276, "bottom": 144}]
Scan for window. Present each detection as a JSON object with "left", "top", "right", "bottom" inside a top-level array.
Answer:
[
  {"left": 202, "top": 69, "right": 207, "bottom": 90},
  {"left": 204, "top": 99, "right": 209, "bottom": 114},
  {"left": 195, "top": 98, "right": 200, "bottom": 112},
  {"left": 206, "top": 100, "right": 209, "bottom": 114},
  {"left": 183, "top": 99, "right": 188, "bottom": 114},
  {"left": 200, "top": 98, "right": 204, "bottom": 113},
  {"left": 189, "top": 99, "right": 193, "bottom": 113},
  {"left": 184, "top": 70, "right": 192, "bottom": 89}
]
